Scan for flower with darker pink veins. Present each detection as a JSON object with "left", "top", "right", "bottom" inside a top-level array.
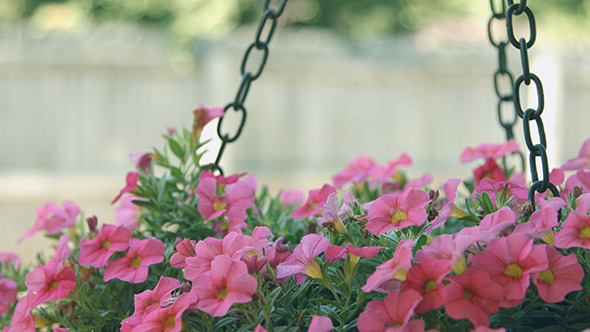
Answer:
[
  {"left": 0, "top": 273, "right": 17, "bottom": 315},
  {"left": 363, "top": 240, "right": 414, "bottom": 293},
  {"left": 26, "top": 259, "right": 77, "bottom": 307},
  {"left": 114, "top": 194, "right": 145, "bottom": 229},
  {"left": 367, "top": 188, "right": 430, "bottom": 235},
  {"left": 79, "top": 224, "right": 131, "bottom": 268},
  {"left": 532, "top": 245, "right": 583, "bottom": 303},
  {"left": 401, "top": 258, "right": 452, "bottom": 314},
  {"left": 357, "top": 289, "right": 422, "bottom": 332},
  {"left": 554, "top": 201, "right": 590, "bottom": 249},
  {"left": 19, "top": 201, "right": 80, "bottom": 243},
  {"left": 317, "top": 193, "right": 346, "bottom": 234},
  {"left": 276, "top": 233, "right": 329, "bottom": 284},
  {"left": 443, "top": 270, "right": 504, "bottom": 327},
  {"left": 290, "top": 184, "right": 337, "bottom": 219},
  {"left": 104, "top": 237, "right": 165, "bottom": 283},
  {"left": 170, "top": 238, "right": 197, "bottom": 269},
  {"left": 309, "top": 316, "right": 335, "bottom": 332},
  {"left": 473, "top": 158, "right": 507, "bottom": 186},
  {"left": 460, "top": 140, "right": 520, "bottom": 164},
  {"left": 192, "top": 255, "right": 257, "bottom": 316},
  {"left": 561, "top": 138, "right": 590, "bottom": 171},
  {"left": 332, "top": 155, "right": 377, "bottom": 188},
  {"left": 471, "top": 233, "right": 548, "bottom": 308}
]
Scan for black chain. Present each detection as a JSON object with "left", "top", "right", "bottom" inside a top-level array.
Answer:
[
  {"left": 488, "top": 0, "right": 525, "bottom": 173},
  {"left": 210, "top": 0, "right": 289, "bottom": 175},
  {"left": 505, "top": 0, "right": 559, "bottom": 208}
]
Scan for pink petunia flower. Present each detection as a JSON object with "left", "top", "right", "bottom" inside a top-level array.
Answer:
[
  {"left": 192, "top": 255, "right": 257, "bottom": 316},
  {"left": 133, "top": 292, "right": 195, "bottom": 332},
  {"left": 79, "top": 224, "right": 131, "bottom": 268},
  {"left": 561, "top": 138, "right": 590, "bottom": 171},
  {"left": 104, "top": 237, "right": 165, "bottom": 283},
  {"left": 19, "top": 201, "right": 80, "bottom": 243},
  {"left": 114, "top": 194, "right": 145, "bottom": 229},
  {"left": 265, "top": 236, "right": 292, "bottom": 270},
  {"left": 476, "top": 206, "right": 517, "bottom": 243},
  {"left": 26, "top": 259, "right": 77, "bottom": 307},
  {"left": 112, "top": 172, "right": 140, "bottom": 204},
  {"left": 563, "top": 169, "right": 590, "bottom": 195},
  {"left": 325, "top": 243, "right": 384, "bottom": 264},
  {"left": 290, "top": 184, "right": 337, "bottom": 219},
  {"left": 308, "top": 316, "right": 335, "bottom": 332},
  {"left": 129, "top": 151, "right": 154, "bottom": 174},
  {"left": 367, "top": 188, "right": 430, "bottom": 235},
  {"left": 514, "top": 197, "right": 565, "bottom": 240},
  {"left": 122, "top": 277, "right": 182, "bottom": 328},
  {"left": 425, "top": 178, "right": 465, "bottom": 234},
  {"left": 363, "top": 240, "right": 414, "bottom": 293},
  {"left": 170, "top": 238, "right": 197, "bottom": 269},
  {"left": 0, "top": 251, "right": 21, "bottom": 270},
  {"left": 531, "top": 245, "right": 583, "bottom": 303},
  {"left": 554, "top": 202, "right": 590, "bottom": 249},
  {"left": 415, "top": 233, "right": 477, "bottom": 275},
  {"left": 401, "top": 258, "right": 452, "bottom": 314},
  {"left": 0, "top": 273, "right": 17, "bottom": 315},
  {"left": 368, "top": 153, "right": 413, "bottom": 186},
  {"left": 471, "top": 233, "right": 548, "bottom": 307},
  {"left": 460, "top": 140, "right": 520, "bottom": 164},
  {"left": 50, "top": 234, "right": 72, "bottom": 270},
  {"left": 332, "top": 155, "right": 377, "bottom": 188},
  {"left": 276, "top": 233, "right": 329, "bottom": 284},
  {"left": 443, "top": 269, "right": 504, "bottom": 327},
  {"left": 192, "top": 104, "right": 224, "bottom": 141},
  {"left": 357, "top": 289, "right": 422, "bottom": 332},
  {"left": 317, "top": 193, "right": 346, "bottom": 234},
  {"left": 404, "top": 173, "right": 434, "bottom": 190},
  {"left": 280, "top": 188, "right": 305, "bottom": 207},
  {"left": 7, "top": 292, "right": 36, "bottom": 332},
  {"left": 473, "top": 158, "right": 507, "bottom": 186}
]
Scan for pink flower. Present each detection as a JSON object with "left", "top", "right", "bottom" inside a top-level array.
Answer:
[
  {"left": 415, "top": 233, "right": 477, "bottom": 275},
  {"left": 79, "top": 224, "right": 131, "bottom": 268},
  {"left": 369, "top": 153, "right": 413, "bottom": 186},
  {"left": 325, "top": 243, "right": 384, "bottom": 264},
  {"left": 170, "top": 238, "right": 197, "bottom": 269},
  {"left": 133, "top": 292, "right": 195, "bottom": 332},
  {"left": 19, "top": 201, "right": 80, "bottom": 243},
  {"left": 473, "top": 158, "right": 507, "bottom": 186},
  {"left": 280, "top": 188, "right": 305, "bottom": 207},
  {"left": 50, "top": 234, "right": 72, "bottom": 270},
  {"left": 476, "top": 206, "right": 517, "bottom": 243},
  {"left": 114, "top": 195, "right": 145, "bottom": 229},
  {"left": 104, "top": 237, "right": 165, "bottom": 283},
  {"left": 309, "top": 316, "right": 335, "bottom": 332},
  {"left": 425, "top": 178, "right": 464, "bottom": 234},
  {"left": 26, "top": 259, "right": 77, "bottom": 307},
  {"left": 514, "top": 198, "right": 565, "bottom": 239},
  {"left": 532, "top": 245, "right": 583, "bottom": 303},
  {"left": 401, "top": 258, "right": 451, "bottom": 314},
  {"left": 192, "top": 255, "right": 257, "bottom": 316},
  {"left": 471, "top": 233, "right": 548, "bottom": 307},
  {"left": 460, "top": 140, "right": 520, "bottom": 164},
  {"left": 443, "top": 270, "right": 504, "bottom": 327},
  {"left": 0, "top": 251, "right": 21, "bottom": 270},
  {"left": 112, "top": 172, "right": 139, "bottom": 204},
  {"left": 357, "top": 289, "right": 422, "bottom": 332},
  {"left": 367, "top": 188, "right": 430, "bottom": 235},
  {"left": 276, "top": 233, "right": 329, "bottom": 283},
  {"left": 290, "top": 184, "right": 337, "bottom": 219},
  {"left": 7, "top": 292, "right": 35, "bottom": 332},
  {"left": 332, "top": 155, "right": 377, "bottom": 188},
  {"left": 129, "top": 151, "right": 154, "bottom": 174},
  {"left": 554, "top": 203, "right": 590, "bottom": 249},
  {"left": 0, "top": 273, "right": 17, "bottom": 315},
  {"left": 363, "top": 240, "right": 414, "bottom": 293},
  {"left": 561, "top": 138, "right": 590, "bottom": 171},
  {"left": 192, "top": 104, "right": 224, "bottom": 140},
  {"left": 404, "top": 173, "right": 434, "bottom": 190},
  {"left": 317, "top": 193, "right": 346, "bottom": 233},
  {"left": 474, "top": 176, "right": 529, "bottom": 206},
  {"left": 265, "top": 236, "right": 292, "bottom": 270},
  {"left": 563, "top": 169, "right": 590, "bottom": 195}
]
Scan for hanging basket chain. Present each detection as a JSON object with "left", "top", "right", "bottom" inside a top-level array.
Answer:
[
  {"left": 487, "top": 0, "right": 525, "bottom": 173},
  {"left": 505, "top": 0, "right": 559, "bottom": 209},
  {"left": 211, "top": 0, "right": 289, "bottom": 175}
]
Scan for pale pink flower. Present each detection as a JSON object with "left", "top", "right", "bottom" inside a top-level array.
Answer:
[
  {"left": 133, "top": 292, "right": 194, "bottom": 332},
  {"left": 363, "top": 240, "right": 414, "bottom": 293},
  {"left": 254, "top": 326, "right": 269, "bottom": 332},
  {"left": 460, "top": 140, "right": 520, "bottom": 164},
  {"left": 425, "top": 178, "right": 463, "bottom": 234},
  {"left": 554, "top": 205, "right": 590, "bottom": 249},
  {"left": 129, "top": 151, "right": 154, "bottom": 174},
  {"left": 0, "top": 251, "right": 21, "bottom": 270},
  {"left": 7, "top": 292, "right": 36, "bottom": 332},
  {"left": 104, "top": 237, "right": 165, "bottom": 283},
  {"left": 192, "top": 255, "right": 257, "bottom": 316},
  {"left": 404, "top": 173, "right": 434, "bottom": 190},
  {"left": 473, "top": 158, "right": 507, "bottom": 186},
  {"left": 514, "top": 197, "right": 566, "bottom": 239},
  {"left": 357, "top": 289, "right": 422, "bottom": 332},
  {"left": 561, "top": 138, "right": 590, "bottom": 171},
  {"left": 332, "top": 155, "right": 377, "bottom": 188},
  {"left": 532, "top": 245, "right": 583, "bottom": 303},
  {"left": 0, "top": 273, "right": 17, "bottom": 315},
  {"left": 280, "top": 188, "right": 305, "bottom": 207},
  {"left": 170, "top": 238, "right": 197, "bottom": 268},
  {"left": 276, "top": 233, "right": 329, "bottom": 283},
  {"left": 401, "top": 258, "right": 452, "bottom": 314},
  {"left": 19, "top": 201, "right": 80, "bottom": 243},
  {"left": 200, "top": 170, "right": 246, "bottom": 185},
  {"left": 317, "top": 193, "right": 346, "bottom": 233},
  {"left": 114, "top": 194, "right": 144, "bottom": 229},
  {"left": 367, "top": 188, "right": 430, "bottom": 235},
  {"left": 563, "top": 169, "right": 590, "bottom": 195},
  {"left": 415, "top": 233, "right": 477, "bottom": 275},
  {"left": 369, "top": 153, "right": 413, "bottom": 186},
  {"left": 476, "top": 206, "right": 517, "bottom": 243},
  {"left": 308, "top": 316, "right": 335, "bottom": 332},
  {"left": 26, "top": 259, "right": 77, "bottom": 307},
  {"left": 473, "top": 176, "right": 529, "bottom": 206},
  {"left": 112, "top": 172, "right": 140, "bottom": 204},
  {"left": 471, "top": 233, "right": 548, "bottom": 307},
  {"left": 290, "top": 184, "right": 337, "bottom": 219},
  {"left": 50, "top": 234, "right": 72, "bottom": 270},
  {"left": 79, "top": 224, "right": 131, "bottom": 268},
  {"left": 443, "top": 270, "right": 504, "bottom": 327},
  {"left": 325, "top": 243, "right": 384, "bottom": 264}
]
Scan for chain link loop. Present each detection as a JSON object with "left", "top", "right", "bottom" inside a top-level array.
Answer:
[{"left": 210, "top": 0, "right": 289, "bottom": 175}]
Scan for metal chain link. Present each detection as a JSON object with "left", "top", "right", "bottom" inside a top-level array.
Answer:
[
  {"left": 210, "top": 0, "right": 289, "bottom": 175},
  {"left": 487, "top": 0, "right": 525, "bottom": 173},
  {"left": 505, "top": 0, "right": 559, "bottom": 208}
]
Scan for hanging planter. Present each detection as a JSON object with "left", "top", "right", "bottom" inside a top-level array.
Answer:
[{"left": 2, "top": 1, "right": 590, "bottom": 331}]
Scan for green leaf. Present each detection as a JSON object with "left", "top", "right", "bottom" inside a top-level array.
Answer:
[{"left": 167, "top": 137, "right": 185, "bottom": 160}]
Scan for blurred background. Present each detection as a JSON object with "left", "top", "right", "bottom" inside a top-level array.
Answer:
[{"left": 1, "top": 0, "right": 590, "bottom": 262}]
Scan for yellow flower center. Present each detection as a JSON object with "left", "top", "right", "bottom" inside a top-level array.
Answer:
[
  {"left": 542, "top": 230, "right": 555, "bottom": 245},
  {"left": 504, "top": 263, "right": 523, "bottom": 278},
  {"left": 102, "top": 240, "right": 111, "bottom": 250},
  {"left": 304, "top": 262, "right": 323, "bottom": 280},
  {"left": 49, "top": 280, "right": 59, "bottom": 289},
  {"left": 391, "top": 210, "right": 408, "bottom": 224},
  {"left": 538, "top": 269, "right": 554, "bottom": 285},
  {"left": 463, "top": 290, "right": 473, "bottom": 300},
  {"left": 394, "top": 268, "right": 407, "bottom": 282},
  {"left": 580, "top": 227, "right": 590, "bottom": 239},
  {"left": 308, "top": 201, "right": 318, "bottom": 212},
  {"left": 217, "top": 287, "right": 229, "bottom": 300},
  {"left": 213, "top": 201, "right": 227, "bottom": 211},
  {"left": 424, "top": 280, "right": 438, "bottom": 292},
  {"left": 452, "top": 256, "right": 467, "bottom": 275},
  {"left": 130, "top": 256, "right": 142, "bottom": 268},
  {"left": 163, "top": 315, "right": 176, "bottom": 329}
]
